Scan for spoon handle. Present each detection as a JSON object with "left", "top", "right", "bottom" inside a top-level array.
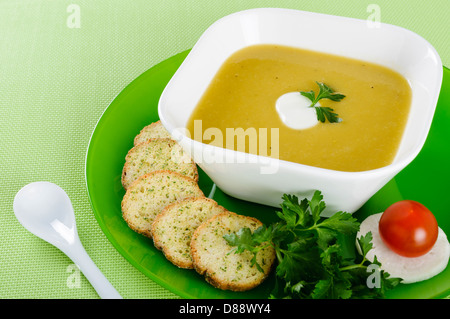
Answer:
[{"left": 64, "top": 238, "right": 122, "bottom": 299}]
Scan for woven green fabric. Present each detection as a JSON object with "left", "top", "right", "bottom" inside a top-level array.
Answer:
[{"left": 1, "top": 0, "right": 448, "bottom": 299}]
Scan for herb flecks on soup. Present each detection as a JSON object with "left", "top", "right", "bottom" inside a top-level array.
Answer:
[{"left": 186, "top": 44, "right": 412, "bottom": 172}]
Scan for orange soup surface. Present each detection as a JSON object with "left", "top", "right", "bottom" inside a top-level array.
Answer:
[{"left": 187, "top": 44, "right": 412, "bottom": 172}]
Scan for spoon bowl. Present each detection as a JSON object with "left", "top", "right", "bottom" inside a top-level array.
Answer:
[
  {"left": 13, "top": 181, "right": 122, "bottom": 299},
  {"left": 14, "top": 182, "right": 76, "bottom": 249}
]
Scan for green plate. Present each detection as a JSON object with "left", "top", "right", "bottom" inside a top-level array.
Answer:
[{"left": 85, "top": 50, "right": 450, "bottom": 299}]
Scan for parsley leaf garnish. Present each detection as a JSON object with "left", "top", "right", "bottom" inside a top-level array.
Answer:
[
  {"left": 300, "top": 82, "right": 346, "bottom": 123},
  {"left": 223, "top": 190, "right": 401, "bottom": 299}
]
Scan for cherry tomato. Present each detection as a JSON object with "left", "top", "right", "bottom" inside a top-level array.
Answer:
[{"left": 378, "top": 200, "right": 438, "bottom": 257}]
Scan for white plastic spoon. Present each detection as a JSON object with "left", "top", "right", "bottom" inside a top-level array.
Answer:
[{"left": 13, "top": 181, "right": 122, "bottom": 299}]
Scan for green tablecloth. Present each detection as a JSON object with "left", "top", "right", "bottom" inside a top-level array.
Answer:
[{"left": 1, "top": 0, "right": 449, "bottom": 299}]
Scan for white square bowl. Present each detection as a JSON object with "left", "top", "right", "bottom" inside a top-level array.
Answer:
[{"left": 158, "top": 8, "right": 443, "bottom": 216}]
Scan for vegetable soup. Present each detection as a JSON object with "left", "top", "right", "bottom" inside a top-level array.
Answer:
[{"left": 186, "top": 44, "right": 412, "bottom": 172}]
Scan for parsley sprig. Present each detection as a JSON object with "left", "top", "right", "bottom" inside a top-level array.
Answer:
[
  {"left": 223, "top": 191, "right": 401, "bottom": 299},
  {"left": 300, "top": 82, "right": 345, "bottom": 123}
]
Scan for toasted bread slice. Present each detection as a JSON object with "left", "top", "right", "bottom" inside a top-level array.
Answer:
[
  {"left": 121, "top": 170, "right": 204, "bottom": 238},
  {"left": 134, "top": 120, "right": 172, "bottom": 145},
  {"left": 121, "top": 138, "right": 198, "bottom": 189},
  {"left": 152, "top": 197, "right": 228, "bottom": 269},
  {"left": 191, "top": 211, "right": 275, "bottom": 291}
]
